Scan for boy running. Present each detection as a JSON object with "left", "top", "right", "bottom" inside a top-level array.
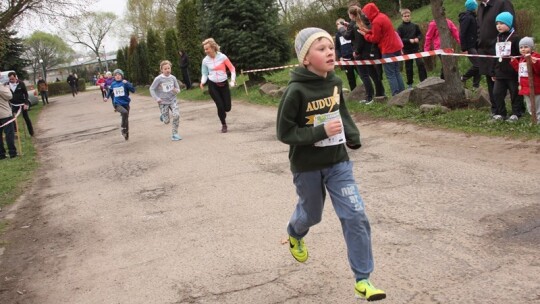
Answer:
[{"left": 104, "top": 69, "right": 135, "bottom": 140}]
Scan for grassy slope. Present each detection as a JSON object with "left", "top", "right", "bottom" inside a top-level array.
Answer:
[{"left": 397, "top": 0, "right": 540, "bottom": 41}]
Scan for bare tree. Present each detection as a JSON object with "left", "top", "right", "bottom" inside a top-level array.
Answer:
[
  {"left": 65, "top": 12, "right": 117, "bottom": 68},
  {"left": 0, "top": 0, "right": 94, "bottom": 29},
  {"left": 123, "top": 0, "right": 176, "bottom": 40},
  {"left": 23, "top": 31, "right": 73, "bottom": 81},
  {"left": 431, "top": 0, "right": 465, "bottom": 107}
]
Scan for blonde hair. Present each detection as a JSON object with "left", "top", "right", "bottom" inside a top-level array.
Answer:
[
  {"left": 401, "top": 9, "right": 411, "bottom": 16},
  {"left": 202, "top": 38, "right": 220, "bottom": 52},
  {"left": 160, "top": 60, "right": 172, "bottom": 70}
]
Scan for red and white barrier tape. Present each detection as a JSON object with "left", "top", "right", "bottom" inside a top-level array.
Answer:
[
  {"left": 0, "top": 104, "right": 23, "bottom": 129},
  {"left": 242, "top": 49, "right": 518, "bottom": 74}
]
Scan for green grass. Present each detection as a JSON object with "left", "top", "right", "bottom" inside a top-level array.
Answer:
[{"left": 0, "top": 104, "right": 41, "bottom": 209}]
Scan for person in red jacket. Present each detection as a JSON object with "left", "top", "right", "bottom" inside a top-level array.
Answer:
[
  {"left": 358, "top": 2, "right": 405, "bottom": 96},
  {"left": 510, "top": 37, "right": 540, "bottom": 124}
]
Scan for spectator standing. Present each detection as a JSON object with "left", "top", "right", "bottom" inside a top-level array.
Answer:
[
  {"left": 341, "top": 5, "right": 386, "bottom": 103},
  {"left": 359, "top": 3, "right": 405, "bottom": 96},
  {"left": 7, "top": 72, "right": 34, "bottom": 137},
  {"left": 491, "top": 12, "right": 522, "bottom": 122},
  {"left": 459, "top": 0, "right": 481, "bottom": 89},
  {"left": 277, "top": 27, "right": 386, "bottom": 302},
  {"left": 477, "top": 0, "right": 515, "bottom": 115},
  {"left": 199, "top": 38, "right": 236, "bottom": 133},
  {"left": 335, "top": 18, "right": 358, "bottom": 91},
  {"left": 423, "top": 18, "right": 460, "bottom": 79},
  {"left": 397, "top": 9, "right": 427, "bottom": 89},
  {"left": 178, "top": 50, "right": 192, "bottom": 90},
  {"left": 37, "top": 76, "right": 49, "bottom": 105},
  {"left": 0, "top": 84, "right": 17, "bottom": 159},
  {"left": 510, "top": 37, "right": 540, "bottom": 124}
]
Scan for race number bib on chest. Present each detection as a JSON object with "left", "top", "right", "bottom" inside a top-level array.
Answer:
[
  {"left": 113, "top": 86, "right": 125, "bottom": 97},
  {"left": 161, "top": 81, "right": 174, "bottom": 92},
  {"left": 496, "top": 41, "right": 511, "bottom": 57},
  {"left": 518, "top": 62, "right": 528, "bottom": 77}
]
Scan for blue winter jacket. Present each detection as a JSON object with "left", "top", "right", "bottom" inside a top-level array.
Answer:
[{"left": 106, "top": 80, "right": 135, "bottom": 107}]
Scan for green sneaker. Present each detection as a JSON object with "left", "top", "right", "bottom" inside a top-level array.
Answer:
[
  {"left": 288, "top": 236, "right": 308, "bottom": 263},
  {"left": 354, "top": 279, "right": 386, "bottom": 301}
]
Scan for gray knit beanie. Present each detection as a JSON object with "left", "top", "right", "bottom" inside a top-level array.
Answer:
[
  {"left": 113, "top": 69, "right": 124, "bottom": 77},
  {"left": 519, "top": 37, "right": 535, "bottom": 50},
  {"left": 294, "top": 27, "right": 334, "bottom": 66}
]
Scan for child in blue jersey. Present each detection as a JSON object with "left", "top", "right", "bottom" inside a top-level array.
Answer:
[
  {"left": 104, "top": 69, "right": 135, "bottom": 140},
  {"left": 150, "top": 60, "right": 182, "bottom": 141}
]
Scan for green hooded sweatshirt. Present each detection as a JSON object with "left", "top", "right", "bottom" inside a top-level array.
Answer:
[{"left": 276, "top": 67, "right": 361, "bottom": 173}]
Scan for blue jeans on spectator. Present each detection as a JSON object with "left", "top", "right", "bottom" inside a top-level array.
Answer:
[{"left": 382, "top": 51, "right": 405, "bottom": 96}]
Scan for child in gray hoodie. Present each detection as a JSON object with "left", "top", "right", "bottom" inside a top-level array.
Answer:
[{"left": 150, "top": 60, "right": 182, "bottom": 141}]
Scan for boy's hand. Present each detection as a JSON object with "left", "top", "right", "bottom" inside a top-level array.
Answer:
[
  {"left": 156, "top": 99, "right": 162, "bottom": 104},
  {"left": 122, "top": 80, "right": 127, "bottom": 83},
  {"left": 173, "top": 88, "right": 180, "bottom": 93},
  {"left": 103, "top": 98, "right": 108, "bottom": 102},
  {"left": 324, "top": 119, "right": 342, "bottom": 137}
]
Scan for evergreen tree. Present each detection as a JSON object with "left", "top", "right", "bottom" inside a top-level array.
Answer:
[
  {"left": 116, "top": 48, "right": 126, "bottom": 73},
  {"left": 0, "top": 30, "right": 30, "bottom": 80},
  {"left": 199, "top": 0, "right": 290, "bottom": 76},
  {"left": 136, "top": 41, "right": 150, "bottom": 84},
  {"left": 177, "top": 0, "right": 203, "bottom": 83},
  {"left": 164, "top": 28, "right": 180, "bottom": 75},
  {"left": 128, "top": 36, "right": 138, "bottom": 82},
  {"left": 146, "top": 27, "right": 165, "bottom": 77}
]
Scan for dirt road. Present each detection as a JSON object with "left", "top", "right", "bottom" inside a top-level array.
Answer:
[{"left": 1, "top": 90, "right": 539, "bottom": 304}]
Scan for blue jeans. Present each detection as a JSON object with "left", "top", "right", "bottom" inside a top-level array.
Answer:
[
  {"left": 382, "top": 51, "right": 405, "bottom": 95},
  {"left": 287, "top": 161, "right": 374, "bottom": 280}
]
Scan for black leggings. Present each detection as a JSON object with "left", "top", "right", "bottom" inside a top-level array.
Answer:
[
  {"left": 208, "top": 80, "right": 231, "bottom": 125},
  {"left": 11, "top": 105, "right": 34, "bottom": 136}
]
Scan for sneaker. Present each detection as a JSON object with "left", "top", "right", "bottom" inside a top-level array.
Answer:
[
  {"left": 506, "top": 114, "right": 518, "bottom": 122},
  {"left": 491, "top": 114, "right": 503, "bottom": 121},
  {"left": 359, "top": 99, "right": 373, "bottom": 104},
  {"left": 288, "top": 236, "right": 308, "bottom": 263},
  {"left": 365, "top": 100, "right": 374, "bottom": 105},
  {"left": 121, "top": 128, "right": 129, "bottom": 140},
  {"left": 160, "top": 114, "right": 164, "bottom": 122},
  {"left": 354, "top": 279, "right": 386, "bottom": 301},
  {"left": 171, "top": 133, "right": 182, "bottom": 141},
  {"left": 221, "top": 124, "right": 228, "bottom": 133}
]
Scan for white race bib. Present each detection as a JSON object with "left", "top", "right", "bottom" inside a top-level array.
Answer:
[
  {"left": 518, "top": 62, "right": 528, "bottom": 77},
  {"left": 496, "top": 41, "right": 511, "bottom": 57},
  {"left": 314, "top": 110, "right": 346, "bottom": 147},
  {"left": 113, "top": 86, "right": 125, "bottom": 97},
  {"left": 161, "top": 81, "right": 174, "bottom": 93}
]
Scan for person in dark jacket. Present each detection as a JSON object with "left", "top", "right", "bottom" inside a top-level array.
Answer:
[
  {"left": 397, "top": 9, "right": 427, "bottom": 89},
  {"left": 459, "top": 0, "right": 481, "bottom": 89},
  {"left": 37, "top": 76, "right": 49, "bottom": 105},
  {"left": 341, "top": 5, "right": 385, "bottom": 103},
  {"left": 67, "top": 73, "right": 77, "bottom": 97},
  {"left": 477, "top": 0, "right": 515, "bottom": 114},
  {"left": 178, "top": 50, "right": 192, "bottom": 90},
  {"left": 7, "top": 72, "right": 34, "bottom": 136},
  {"left": 335, "top": 18, "right": 357, "bottom": 91},
  {"left": 491, "top": 12, "right": 523, "bottom": 122}
]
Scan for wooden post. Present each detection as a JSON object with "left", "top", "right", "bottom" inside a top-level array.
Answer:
[
  {"left": 14, "top": 117, "right": 23, "bottom": 156},
  {"left": 526, "top": 55, "right": 538, "bottom": 124},
  {"left": 241, "top": 70, "right": 249, "bottom": 96}
]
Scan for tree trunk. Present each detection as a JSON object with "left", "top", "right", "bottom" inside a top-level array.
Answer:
[{"left": 430, "top": 0, "right": 465, "bottom": 108}]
